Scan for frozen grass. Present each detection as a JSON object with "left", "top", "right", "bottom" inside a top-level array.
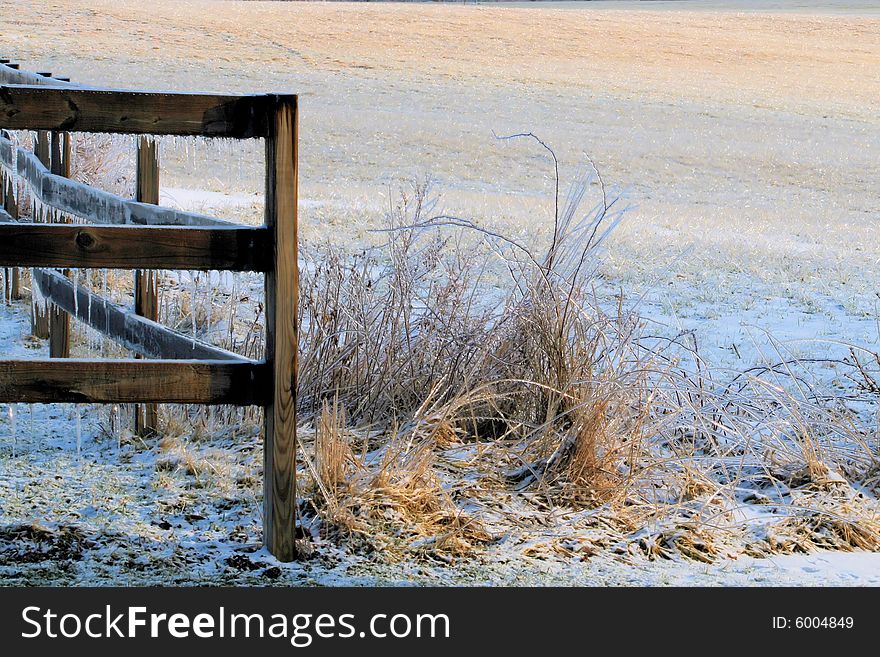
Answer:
[
  {"left": 1, "top": 1, "right": 879, "bottom": 582},
  {"left": 2, "top": 126, "right": 879, "bottom": 582},
  {"left": 289, "top": 160, "right": 880, "bottom": 563}
]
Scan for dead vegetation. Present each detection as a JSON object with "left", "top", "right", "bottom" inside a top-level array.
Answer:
[
  {"left": 0, "top": 523, "right": 90, "bottom": 565},
  {"left": 3, "top": 130, "right": 879, "bottom": 571},
  {"left": 286, "top": 140, "right": 880, "bottom": 562}
]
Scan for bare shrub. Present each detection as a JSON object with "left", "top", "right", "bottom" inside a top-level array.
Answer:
[
  {"left": 293, "top": 138, "right": 879, "bottom": 560},
  {"left": 71, "top": 134, "right": 133, "bottom": 197}
]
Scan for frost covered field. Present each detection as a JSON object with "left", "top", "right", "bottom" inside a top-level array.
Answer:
[{"left": 1, "top": 1, "right": 880, "bottom": 585}]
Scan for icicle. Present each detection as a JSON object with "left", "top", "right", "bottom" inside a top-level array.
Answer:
[
  {"left": 75, "top": 404, "right": 82, "bottom": 459},
  {"left": 72, "top": 268, "right": 80, "bottom": 318},
  {"left": 111, "top": 404, "right": 120, "bottom": 450},
  {"left": 162, "top": 270, "right": 170, "bottom": 325},
  {"left": 87, "top": 284, "right": 93, "bottom": 339},
  {"left": 191, "top": 271, "right": 198, "bottom": 348},
  {"left": 68, "top": 134, "right": 78, "bottom": 178},
  {"left": 205, "top": 271, "right": 213, "bottom": 340},
  {"left": 238, "top": 138, "right": 243, "bottom": 183},
  {"left": 227, "top": 274, "right": 238, "bottom": 351},
  {"left": 101, "top": 269, "right": 110, "bottom": 356},
  {"left": 7, "top": 405, "right": 15, "bottom": 458}
]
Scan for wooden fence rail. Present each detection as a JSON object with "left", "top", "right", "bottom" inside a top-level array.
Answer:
[
  {"left": 0, "top": 59, "right": 299, "bottom": 561},
  {"left": 0, "top": 223, "right": 272, "bottom": 270},
  {"left": 0, "top": 359, "right": 269, "bottom": 405},
  {"left": 0, "top": 84, "right": 275, "bottom": 137}
]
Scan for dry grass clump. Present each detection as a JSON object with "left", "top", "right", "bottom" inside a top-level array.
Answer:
[
  {"left": 291, "top": 151, "right": 660, "bottom": 555},
  {"left": 303, "top": 398, "right": 491, "bottom": 558},
  {"left": 292, "top": 143, "right": 879, "bottom": 562},
  {"left": 627, "top": 525, "right": 723, "bottom": 564},
  {"left": 71, "top": 134, "right": 133, "bottom": 197},
  {"left": 314, "top": 398, "right": 355, "bottom": 492}
]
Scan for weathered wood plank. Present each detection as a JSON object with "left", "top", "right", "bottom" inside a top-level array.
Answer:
[
  {"left": 31, "top": 134, "right": 51, "bottom": 339},
  {"left": 0, "top": 359, "right": 269, "bottom": 405},
  {"left": 263, "top": 95, "right": 299, "bottom": 562},
  {"left": 49, "top": 130, "right": 72, "bottom": 359},
  {"left": 135, "top": 136, "right": 161, "bottom": 437},
  {"left": 135, "top": 138, "right": 161, "bottom": 317},
  {"left": 33, "top": 268, "right": 248, "bottom": 362},
  {"left": 0, "top": 84, "right": 273, "bottom": 137},
  {"left": 0, "top": 223, "right": 271, "bottom": 271},
  {"left": 9, "top": 263, "right": 19, "bottom": 301}
]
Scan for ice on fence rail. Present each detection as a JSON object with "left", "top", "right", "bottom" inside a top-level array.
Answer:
[{"left": 31, "top": 275, "right": 47, "bottom": 326}]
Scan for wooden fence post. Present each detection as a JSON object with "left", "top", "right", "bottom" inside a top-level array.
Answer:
[
  {"left": 10, "top": 259, "right": 20, "bottom": 303},
  {"left": 48, "top": 130, "right": 71, "bottom": 358},
  {"left": 31, "top": 131, "right": 50, "bottom": 339},
  {"left": 134, "top": 137, "right": 160, "bottom": 437},
  {"left": 2, "top": 73, "right": 295, "bottom": 558},
  {"left": 263, "top": 96, "right": 298, "bottom": 562}
]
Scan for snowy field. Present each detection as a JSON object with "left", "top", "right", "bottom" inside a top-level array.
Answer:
[{"left": 1, "top": 1, "right": 879, "bottom": 585}]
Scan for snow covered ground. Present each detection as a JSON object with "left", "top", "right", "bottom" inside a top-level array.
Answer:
[{"left": 1, "top": 1, "right": 879, "bottom": 585}]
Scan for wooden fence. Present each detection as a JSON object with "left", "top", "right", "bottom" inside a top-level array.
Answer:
[{"left": 0, "top": 59, "right": 299, "bottom": 561}]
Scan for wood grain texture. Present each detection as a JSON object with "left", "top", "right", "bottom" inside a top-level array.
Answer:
[
  {"left": 0, "top": 63, "right": 295, "bottom": 561},
  {"left": 263, "top": 95, "right": 299, "bottom": 562},
  {"left": 48, "top": 296, "right": 71, "bottom": 357},
  {"left": 0, "top": 223, "right": 271, "bottom": 271},
  {"left": 135, "top": 136, "right": 160, "bottom": 436},
  {"left": 32, "top": 268, "right": 248, "bottom": 362},
  {"left": 0, "top": 359, "right": 269, "bottom": 405},
  {"left": 48, "top": 130, "right": 72, "bottom": 359},
  {"left": 9, "top": 266, "right": 18, "bottom": 301},
  {"left": 35, "top": 131, "right": 50, "bottom": 169},
  {"left": 0, "top": 84, "right": 273, "bottom": 137},
  {"left": 31, "top": 133, "right": 51, "bottom": 339}
]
